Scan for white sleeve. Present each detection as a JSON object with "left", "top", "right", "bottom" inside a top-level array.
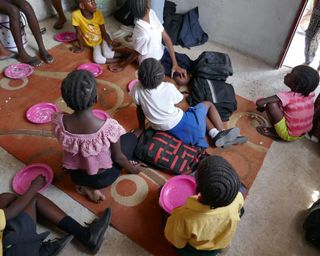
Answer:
[
  {"left": 133, "top": 27, "right": 150, "bottom": 55},
  {"left": 150, "top": 9, "right": 164, "bottom": 33},
  {"left": 129, "top": 84, "right": 141, "bottom": 105}
]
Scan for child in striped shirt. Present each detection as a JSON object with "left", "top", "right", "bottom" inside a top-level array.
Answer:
[{"left": 256, "top": 65, "right": 319, "bottom": 141}]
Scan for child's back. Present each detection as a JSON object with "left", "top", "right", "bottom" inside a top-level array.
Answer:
[{"left": 164, "top": 156, "right": 244, "bottom": 254}]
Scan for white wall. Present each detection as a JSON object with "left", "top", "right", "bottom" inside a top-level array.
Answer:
[{"left": 172, "top": 0, "right": 301, "bottom": 66}]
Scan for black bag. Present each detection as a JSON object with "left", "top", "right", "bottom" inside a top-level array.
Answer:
[
  {"left": 177, "top": 7, "right": 208, "bottom": 48},
  {"left": 114, "top": 0, "right": 134, "bottom": 26},
  {"left": 190, "top": 51, "right": 233, "bottom": 81},
  {"left": 187, "top": 78, "right": 237, "bottom": 121},
  {"left": 135, "top": 129, "right": 206, "bottom": 175},
  {"left": 163, "top": 1, "right": 184, "bottom": 45},
  {"left": 303, "top": 199, "right": 320, "bottom": 249}
]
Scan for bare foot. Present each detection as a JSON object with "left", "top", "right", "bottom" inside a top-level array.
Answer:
[
  {"left": 39, "top": 50, "right": 54, "bottom": 64},
  {"left": 82, "top": 186, "right": 106, "bottom": 203},
  {"left": 19, "top": 54, "right": 43, "bottom": 67},
  {"left": 53, "top": 17, "right": 67, "bottom": 30}
]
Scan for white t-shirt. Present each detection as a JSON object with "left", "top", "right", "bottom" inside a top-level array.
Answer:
[
  {"left": 130, "top": 81, "right": 184, "bottom": 130},
  {"left": 133, "top": 9, "right": 165, "bottom": 64}
]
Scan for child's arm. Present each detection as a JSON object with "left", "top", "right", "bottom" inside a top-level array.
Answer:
[
  {"left": 256, "top": 95, "right": 280, "bottom": 111},
  {"left": 72, "top": 26, "right": 85, "bottom": 53},
  {"left": 99, "top": 24, "right": 120, "bottom": 47},
  {"left": 110, "top": 141, "right": 142, "bottom": 174},
  {"left": 109, "top": 50, "right": 140, "bottom": 73},
  {"left": 136, "top": 105, "right": 146, "bottom": 130},
  {"left": 162, "top": 30, "right": 187, "bottom": 77},
  {"left": 1, "top": 176, "right": 45, "bottom": 220}
]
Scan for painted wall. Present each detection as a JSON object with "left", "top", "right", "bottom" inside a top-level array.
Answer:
[{"left": 171, "top": 0, "right": 301, "bottom": 66}]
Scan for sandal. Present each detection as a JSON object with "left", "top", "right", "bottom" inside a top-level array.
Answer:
[
  {"left": 40, "top": 51, "right": 54, "bottom": 64},
  {"left": 256, "top": 126, "right": 281, "bottom": 141}
]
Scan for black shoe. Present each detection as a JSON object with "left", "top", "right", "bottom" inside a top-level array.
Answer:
[
  {"left": 86, "top": 208, "right": 112, "bottom": 254},
  {"left": 40, "top": 234, "right": 73, "bottom": 256},
  {"left": 212, "top": 128, "right": 240, "bottom": 148},
  {"left": 221, "top": 135, "right": 248, "bottom": 148}
]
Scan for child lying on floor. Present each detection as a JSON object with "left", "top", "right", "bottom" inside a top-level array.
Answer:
[
  {"left": 255, "top": 65, "right": 319, "bottom": 141},
  {"left": 0, "top": 175, "right": 111, "bottom": 255},
  {"left": 130, "top": 58, "right": 246, "bottom": 148},
  {"left": 72, "top": 0, "right": 129, "bottom": 64},
  {"left": 164, "top": 155, "right": 245, "bottom": 256}
]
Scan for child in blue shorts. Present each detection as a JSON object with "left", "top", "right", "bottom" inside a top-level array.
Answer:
[{"left": 130, "top": 58, "right": 246, "bottom": 148}]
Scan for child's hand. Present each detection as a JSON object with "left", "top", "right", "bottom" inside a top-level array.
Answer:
[
  {"left": 111, "top": 41, "right": 122, "bottom": 48},
  {"left": 30, "top": 175, "right": 46, "bottom": 191},
  {"left": 129, "top": 164, "right": 144, "bottom": 174},
  {"left": 71, "top": 44, "right": 84, "bottom": 53},
  {"left": 109, "top": 63, "right": 124, "bottom": 73}
]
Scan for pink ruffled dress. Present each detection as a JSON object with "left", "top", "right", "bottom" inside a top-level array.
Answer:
[{"left": 52, "top": 113, "right": 125, "bottom": 175}]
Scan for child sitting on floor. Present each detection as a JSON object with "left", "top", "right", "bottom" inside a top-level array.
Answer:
[
  {"left": 0, "top": 175, "right": 112, "bottom": 255},
  {"left": 130, "top": 58, "right": 246, "bottom": 148},
  {"left": 52, "top": 70, "right": 143, "bottom": 203},
  {"left": 72, "top": 0, "right": 127, "bottom": 64},
  {"left": 164, "top": 155, "right": 244, "bottom": 256},
  {"left": 256, "top": 65, "right": 319, "bottom": 141}
]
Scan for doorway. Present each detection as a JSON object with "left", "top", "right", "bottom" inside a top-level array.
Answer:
[{"left": 282, "top": 0, "right": 319, "bottom": 69}]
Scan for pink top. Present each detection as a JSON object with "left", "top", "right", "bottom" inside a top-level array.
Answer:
[
  {"left": 52, "top": 113, "right": 125, "bottom": 175},
  {"left": 277, "top": 91, "right": 315, "bottom": 136}
]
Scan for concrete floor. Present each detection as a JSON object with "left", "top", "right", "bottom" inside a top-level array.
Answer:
[{"left": 0, "top": 16, "right": 320, "bottom": 256}]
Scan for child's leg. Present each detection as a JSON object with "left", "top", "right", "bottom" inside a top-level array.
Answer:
[
  {"left": 0, "top": 0, "right": 42, "bottom": 66},
  {"left": 50, "top": 0, "right": 67, "bottom": 30},
  {"left": 10, "top": 0, "right": 53, "bottom": 63},
  {"left": 93, "top": 43, "right": 108, "bottom": 64},
  {"left": 265, "top": 101, "right": 284, "bottom": 125}
]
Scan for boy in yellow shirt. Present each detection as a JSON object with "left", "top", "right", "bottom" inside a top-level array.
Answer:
[
  {"left": 165, "top": 155, "right": 245, "bottom": 256},
  {"left": 0, "top": 175, "right": 112, "bottom": 255},
  {"left": 72, "top": 0, "right": 129, "bottom": 64}
]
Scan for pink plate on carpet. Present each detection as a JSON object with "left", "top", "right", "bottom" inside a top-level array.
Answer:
[
  {"left": 12, "top": 163, "right": 54, "bottom": 195},
  {"left": 93, "top": 109, "right": 110, "bottom": 120},
  {"left": 159, "top": 175, "right": 196, "bottom": 214},
  {"left": 54, "top": 32, "right": 77, "bottom": 42},
  {"left": 4, "top": 63, "right": 34, "bottom": 80},
  {"left": 77, "top": 63, "right": 103, "bottom": 77},
  {"left": 127, "top": 79, "right": 138, "bottom": 92},
  {"left": 26, "top": 102, "right": 59, "bottom": 124}
]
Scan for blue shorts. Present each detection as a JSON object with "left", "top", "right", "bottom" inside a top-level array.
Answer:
[{"left": 168, "top": 103, "right": 208, "bottom": 148}]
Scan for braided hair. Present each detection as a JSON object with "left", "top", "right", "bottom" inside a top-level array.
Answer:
[
  {"left": 61, "top": 70, "right": 97, "bottom": 111},
  {"left": 128, "top": 0, "right": 148, "bottom": 19},
  {"left": 292, "top": 65, "right": 319, "bottom": 96},
  {"left": 138, "top": 58, "right": 165, "bottom": 89},
  {"left": 196, "top": 155, "right": 240, "bottom": 208}
]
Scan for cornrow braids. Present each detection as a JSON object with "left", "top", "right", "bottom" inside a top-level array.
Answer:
[
  {"left": 196, "top": 155, "right": 240, "bottom": 208},
  {"left": 61, "top": 70, "right": 97, "bottom": 111},
  {"left": 292, "top": 65, "right": 319, "bottom": 96},
  {"left": 129, "top": 0, "right": 148, "bottom": 19},
  {"left": 138, "top": 58, "right": 165, "bottom": 89}
]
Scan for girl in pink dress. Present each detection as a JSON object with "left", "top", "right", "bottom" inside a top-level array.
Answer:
[{"left": 52, "top": 70, "right": 142, "bottom": 203}]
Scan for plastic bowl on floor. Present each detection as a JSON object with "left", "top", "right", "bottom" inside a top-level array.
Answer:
[{"left": 159, "top": 175, "right": 196, "bottom": 214}]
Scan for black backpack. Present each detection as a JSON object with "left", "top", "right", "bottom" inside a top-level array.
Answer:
[
  {"left": 177, "top": 7, "right": 208, "bottom": 48},
  {"left": 190, "top": 51, "right": 233, "bottom": 81},
  {"left": 187, "top": 78, "right": 237, "bottom": 121},
  {"left": 303, "top": 199, "right": 320, "bottom": 249},
  {"left": 163, "top": 1, "right": 184, "bottom": 45}
]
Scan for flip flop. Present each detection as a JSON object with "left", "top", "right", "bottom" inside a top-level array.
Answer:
[
  {"left": 256, "top": 126, "right": 281, "bottom": 141},
  {"left": 0, "top": 52, "right": 17, "bottom": 60},
  {"left": 40, "top": 52, "right": 54, "bottom": 64}
]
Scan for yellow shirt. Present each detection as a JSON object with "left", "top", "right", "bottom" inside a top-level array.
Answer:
[
  {"left": 164, "top": 192, "right": 244, "bottom": 251},
  {"left": 0, "top": 209, "right": 6, "bottom": 256},
  {"left": 72, "top": 9, "right": 105, "bottom": 47}
]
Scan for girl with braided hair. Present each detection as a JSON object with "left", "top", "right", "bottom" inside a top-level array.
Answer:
[
  {"left": 256, "top": 65, "right": 319, "bottom": 141},
  {"left": 164, "top": 155, "right": 245, "bottom": 256},
  {"left": 52, "top": 70, "right": 143, "bottom": 203}
]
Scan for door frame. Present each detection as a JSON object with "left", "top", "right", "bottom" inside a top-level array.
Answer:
[{"left": 276, "top": 0, "right": 309, "bottom": 68}]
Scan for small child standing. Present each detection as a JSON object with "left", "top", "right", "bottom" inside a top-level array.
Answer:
[
  {"left": 53, "top": 70, "right": 143, "bottom": 203},
  {"left": 256, "top": 65, "right": 319, "bottom": 141},
  {"left": 72, "top": 0, "right": 126, "bottom": 64},
  {"left": 164, "top": 155, "right": 244, "bottom": 256},
  {"left": 130, "top": 58, "right": 246, "bottom": 148}
]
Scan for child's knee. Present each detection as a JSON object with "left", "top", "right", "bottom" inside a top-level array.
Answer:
[{"left": 93, "top": 54, "right": 106, "bottom": 64}]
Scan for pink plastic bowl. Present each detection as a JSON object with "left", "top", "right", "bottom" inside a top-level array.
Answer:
[
  {"left": 127, "top": 79, "right": 138, "bottom": 92},
  {"left": 93, "top": 109, "right": 110, "bottom": 120},
  {"left": 159, "top": 175, "right": 196, "bottom": 214},
  {"left": 12, "top": 163, "right": 54, "bottom": 195}
]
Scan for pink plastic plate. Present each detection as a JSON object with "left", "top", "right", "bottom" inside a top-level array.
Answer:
[
  {"left": 12, "top": 163, "right": 53, "bottom": 195},
  {"left": 159, "top": 175, "right": 196, "bottom": 214},
  {"left": 4, "top": 63, "right": 34, "bottom": 80},
  {"left": 54, "top": 32, "right": 77, "bottom": 43},
  {"left": 26, "top": 102, "right": 59, "bottom": 124},
  {"left": 93, "top": 109, "right": 110, "bottom": 120},
  {"left": 77, "top": 63, "right": 103, "bottom": 77},
  {"left": 127, "top": 79, "right": 138, "bottom": 92}
]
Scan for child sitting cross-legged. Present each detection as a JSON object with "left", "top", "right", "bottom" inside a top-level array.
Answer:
[
  {"left": 164, "top": 155, "right": 245, "bottom": 256},
  {"left": 72, "top": 0, "right": 129, "bottom": 64},
  {"left": 130, "top": 58, "right": 246, "bottom": 148},
  {"left": 256, "top": 65, "right": 319, "bottom": 141}
]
